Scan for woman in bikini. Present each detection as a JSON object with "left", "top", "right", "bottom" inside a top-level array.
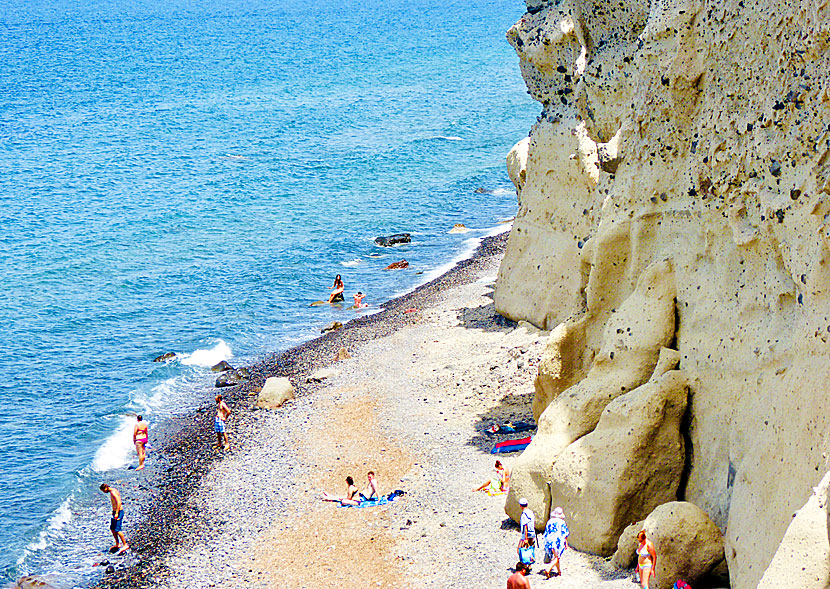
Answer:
[
  {"left": 133, "top": 415, "right": 149, "bottom": 470},
  {"left": 636, "top": 529, "right": 657, "bottom": 588},
  {"left": 473, "top": 460, "right": 510, "bottom": 494},
  {"left": 328, "top": 274, "right": 345, "bottom": 303},
  {"left": 321, "top": 476, "right": 361, "bottom": 506}
]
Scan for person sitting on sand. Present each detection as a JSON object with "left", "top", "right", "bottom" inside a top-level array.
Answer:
[
  {"left": 132, "top": 415, "right": 148, "bottom": 470},
  {"left": 506, "top": 562, "right": 531, "bottom": 589},
  {"left": 328, "top": 274, "right": 345, "bottom": 303},
  {"left": 360, "top": 471, "right": 379, "bottom": 500},
  {"left": 353, "top": 291, "right": 368, "bottom": 309},
  {"left": 542, "top": 506, "right": 570, "bottom": 578},
  {"left": 473, "top": 460, "right": 510, "bottom": 494},
  {"left": 321, "top": 476, "right": 361, "bottom": 506}
]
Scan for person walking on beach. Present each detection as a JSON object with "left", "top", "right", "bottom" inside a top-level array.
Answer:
[
  {"left": 328, "top": 274, "right": 345, "bottom": 303},
  {"left": 132, "top": 415, "right": 148, "bottom": 470},
  {"left": 542, "top": 506, "right": 570, "bottom": 578},
  {"left": 518, "top": 497, "right": 537, "bottom": 546},
  {"left": 99, "top": 483, "right": 128, "bottom": 552},
  {"left": 215, "top": 395, "right": 231, "bottom": 450},
  {"left": 636, "top": 529, "right": 658, "bottom": 588},
  {"left": 506, "top": 562, "right": 531, "bottom": 588}
]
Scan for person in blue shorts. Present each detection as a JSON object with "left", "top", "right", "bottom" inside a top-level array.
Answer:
[
  {"left": 215, "top": 394, "right": 231, "bottom": 450},
  {"left": 100, "top": 483, "right": 128, "bottom": 552}
]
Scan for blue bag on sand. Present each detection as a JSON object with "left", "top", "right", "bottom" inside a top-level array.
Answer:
[{"left": 518, "top": 543, "right": 535, "bottom": 565}]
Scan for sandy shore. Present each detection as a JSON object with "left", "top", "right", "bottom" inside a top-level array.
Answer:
[{"left": 94, "top": 234, "right": 638, "bottom": 589}]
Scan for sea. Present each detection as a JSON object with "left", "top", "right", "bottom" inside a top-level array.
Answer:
[{"left": 0, "top": 0, "right": 536, "bottom": 585}]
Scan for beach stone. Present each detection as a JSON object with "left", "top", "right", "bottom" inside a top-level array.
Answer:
[
  {"left": 256, "top": 377, "right": 295, "bottom": 409},
  {"left": 374, "top": 233, "right": 411, "bottom": 247},
  {"left": 153, "top": 352, "right": 176, "bottom": 362},
  {"left": 384, "top": 260, "right": 409, "bottom": 270},
  {"left": 333, "top": 347, "right": 351, "bottom": 362},
  {"left": 448, "top": 223, "right": 469, "bottom": 234},
  {"left": 211, "top": 360, "right": 234, "bottom": 373},
  {"left": 13, "top": 577, "right": 57, "bottom": 589},
  {"left": 505, "top": 260, "right": 676, "bottom": 526},
  {"left": 643, "top": 501, "right": 725, "bottom": 589},
  {"left": 215, "top": 369, "right": 250, "bottom": 388},
  {"left": 758, "top": 470, "right": 830, "bottom": 587},
  {"left": 307, "top": 367, "right": 339, "bottom": 383},
  {"left": 548, "top": 353, "right": 688, "bottom": 555},
  {"left": 612, "top": 520, "right": 644, "bottom": 569},
  {"left": 321, "top": 321, "right": 343, "bottom": 334}
]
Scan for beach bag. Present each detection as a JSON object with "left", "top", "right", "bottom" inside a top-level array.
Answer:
[
  {"left": 673, "top": 581, "right": 691, "bottom": 589},
  {"left": 518, "top": 540, "right": 535, "bottom": 565}
]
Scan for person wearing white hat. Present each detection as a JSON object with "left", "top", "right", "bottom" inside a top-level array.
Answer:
[{"left": 542, "top": 506, "right": 570, "bottom": 578}]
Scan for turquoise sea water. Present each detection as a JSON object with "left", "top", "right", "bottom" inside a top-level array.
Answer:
[{"left": 0, "top": 0, "right": 535, "bottom": 584}]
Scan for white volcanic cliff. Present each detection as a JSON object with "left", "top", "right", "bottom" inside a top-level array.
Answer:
[{"left": 496, "top": 0, "right": 830, "bottom": 586}]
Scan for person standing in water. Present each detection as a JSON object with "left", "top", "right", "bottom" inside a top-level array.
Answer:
[
  {"left": 99, "top": 483, "right": 128, "bottom": 552},
  {"left": 132, "top": 415, "right": 148, "bottom": 470},
  {"left": 328, "top": 274, "right": 345, "bottom": 303},
  {"left": 215, "top": 395, "right": 231, "bottom": 450}
]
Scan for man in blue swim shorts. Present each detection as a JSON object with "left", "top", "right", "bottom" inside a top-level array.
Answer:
[
  {"left": 100, "top": 483, "right": 128, "bottom": 552},
  {"left": 215, "top": 394, "right": 231, "bottom": 450}
]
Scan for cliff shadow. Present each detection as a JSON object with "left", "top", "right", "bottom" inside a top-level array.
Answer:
[{"left": 467, "top": 390, "right": 536, "bottom": 454}]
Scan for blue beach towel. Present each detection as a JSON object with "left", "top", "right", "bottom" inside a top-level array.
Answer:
[
  {"left": 338, "top": 490, "right": 405, "bottom": 508},
  {"left": 484, "top": 421, "right": 535, "bottom": 435}
]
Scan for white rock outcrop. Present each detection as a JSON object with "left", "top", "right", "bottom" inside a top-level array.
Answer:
[
  {"left": 758, "top": 471, "right": 830, "bottom": 588},
  {"left": 496, "top": 0, "right": 830, "bottom": 585},
  {"left": 256, "top": 377, "right": 295, "bottom": 409},
  {"left": 644, "top": 501, "right": 725, "bottom": 589}
]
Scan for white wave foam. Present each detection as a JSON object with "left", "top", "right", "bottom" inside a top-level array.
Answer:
[
  {"left": 434, "top": 135, "right": 463, "bottom": 141},
  {"left": 92, "top": 417, "right": 136, "bottom": 472},
  {"left": 18, "top": 496, "right": 73, "bottom": 564},
  {"left": 180, "top": 340, "right": 232, "bottom": 367},
  {"left": 491, "top": 188, "right": 514, "bottom": 196},
  {"left": 340, "top": 258, "right": 362, "bottom": 267}
]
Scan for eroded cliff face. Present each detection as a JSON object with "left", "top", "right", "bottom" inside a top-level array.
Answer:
[{"left": 496, "top": 0, "right": 830, "bottom": 586}]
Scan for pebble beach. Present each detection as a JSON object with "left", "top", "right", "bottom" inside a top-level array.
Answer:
[{"left": 91, "top": 233, "right": 638, "bottom": 589}]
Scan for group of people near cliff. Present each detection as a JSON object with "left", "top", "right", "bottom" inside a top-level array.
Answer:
[{"left": 476, "top": 460, "right": 659, "bottom": 588}]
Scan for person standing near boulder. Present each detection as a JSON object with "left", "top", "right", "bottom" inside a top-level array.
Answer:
[
  {"left": 636, "top": 529, "right": 657, "bottom": 588},
  {"left": 132, "top": 415, "right": 148, "bottom": 470},
  {"left": 542, "top": 506, "right": 569, "bottom": 578},
  {"left": 215, "top": 395, "right": 231, "bottom": 450},
  {"left": 99, "top": 483, "right": 128, "bottom": 553}
]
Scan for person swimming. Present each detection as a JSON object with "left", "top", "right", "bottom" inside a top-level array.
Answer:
[
  {"left": 328, "top": 274, "right": 345, "bottom": 303},
  {"left": 353, "top": 291, "right": 367, "bottom": 309}
]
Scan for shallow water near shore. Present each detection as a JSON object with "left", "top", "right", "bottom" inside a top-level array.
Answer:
[{"left": 0, "top": 0, "right": 535, "bottom": 584}]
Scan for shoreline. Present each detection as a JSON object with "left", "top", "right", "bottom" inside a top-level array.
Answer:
[{"left": 91, "top": 231, "right": 513, "bottom": 589}]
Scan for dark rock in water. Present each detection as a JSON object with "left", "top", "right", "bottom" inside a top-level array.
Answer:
[
  {"left": 153, "top": 352, "right": 176, "bottom": 362},
  {"left": 321, "top": 321, "right": 344, "bottom": 334},
  {"left": 374, "top": 233, "right": 411, "bottom": 247},
  {"left": 215, "top": 368, "right": 250, "bottom": 388},
  {"left": 384, "top": 259, "right": 409, "bottom": 270},
  {"left": 105, "top": 565, "right": 115, "bottom": 574},
  {"left": 211, "top": 360, "right": 234, "bottom": 373},
  {"left": 474, "top": 187, "right": 492, "bottom": 194},
  {"left": 331, "top": 292, "right": 344, "bottom": 303}
]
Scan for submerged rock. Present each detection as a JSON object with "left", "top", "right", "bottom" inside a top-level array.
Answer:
[
  {"left": 321, "top": 321, "right": 343, "bottom": 333},
  {"left": 448, "top": 223, "right": 470, "bottom": 234},
  {"left": 384, "top": 259, "right": 409, "bottom": 270},
  {"left": 211, "top": 360, "right": 234, "bottom": 373},
  {"left": 153, "top": 352, "right": 176, "bottom": 362},
  {"left": 374, "top": 233, "right": 411, "bottom": 247},
  {"left": 13, "top": 577, "right": 57, "bottom": 589}
]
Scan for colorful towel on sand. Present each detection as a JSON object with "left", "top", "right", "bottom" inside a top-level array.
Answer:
[
  {"left": 485, "top": 421, "right": 535, "bottom": 435},
  {"left": 338, "top": 490, "right": 405, "bottom": 508},
  {"left": 491, "top": 436, "right": 532, "bottom": 454}
]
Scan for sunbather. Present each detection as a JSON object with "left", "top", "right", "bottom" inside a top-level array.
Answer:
[
  {"left": 360, "top": 471, "right": 379, "bottom": 500},
  {"left": 473, "top": 460, "right": 510, "bottom": 493},
  {"left": 321, "top": 476, "right": 361, "bottom": 506}
]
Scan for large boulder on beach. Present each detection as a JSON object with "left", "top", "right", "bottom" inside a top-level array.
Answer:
[
  {"left": 643, "top": 502, "right": 725, "bottom": 589},
  {"left": 448, "top": 223, "right": 469, "bottom": 234},
  {"left": 153, "top": 352, "right": 176, "bottom": 362},
  {"left": 757, "top": 471, "right": 830, "bottom": 588},
  {"left": 256, "top": 377, "right": 295, "bottom": 409},
  {"left": 384, "top": 259, "right": 409, "bottom": 270},
  {"left": 333, "top": 347, "right": 351, "bottom": 362},
  {"left": 505, "top": 260, "right": 676, "bottom": 525},
  {"left": 307, "top": 367, "right": 339, "bottom": 383},
  {"left": 374, "top": 233, "right": 411, "bottom": 247},
  {"left": 612, "top": 520, "right": 644, "bottom": 569},
  {"left": 548, "top": 354, "right": 688, "bottom": 555}
]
